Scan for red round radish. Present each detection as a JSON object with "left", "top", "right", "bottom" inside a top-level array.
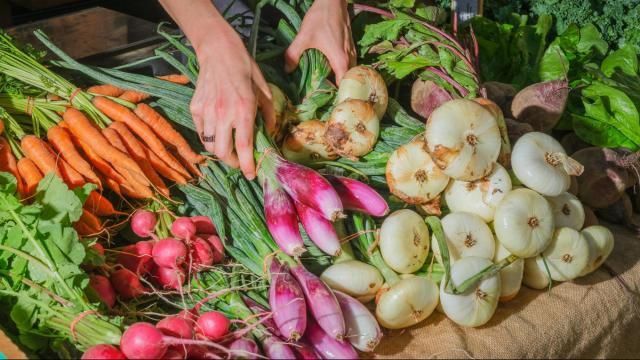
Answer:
[
  {"left": 131, "top": 210, "right": 157, "bottom": 238},
  {"left": 195, "top": 311, "right": 230, "bottom": 341},
  {"left": 152, "top": 238, "right": 187, "bottom": 269},
  {"left": 120, "top": 322, "right": 167, "bottom": 359},
  {"left": 81, "top": 344, "right": 126, "bottom": 360},
  {"left": 163, "top": 347, "right": 187, "bottom": 360},
  {"left": 203, "top": 235, "right": 224, "bottom": 264},
  {"left": 89, "top": 274, "right": 116, "bottom": 308},
  {"left": 153, "top": 266, "right": 186, "bottom": 290},
  {"left": 171, "top": 217, "right": 196, "bottom": 240},
  {"left": 117, "top": 243, "right": 154, "bottom": 276},
  {"left": 110, "top": 268, "right": 146, "bottom": 300},
  {"left": 178, "top": 308, "right": 198, "bottom": 323},
  {"left": 190, "top": 237, "right": 214, "bottom": 270},
  {"left": 157, "top": 315, "right": 194, "bottom": 339},
  {"left": 191, "top": 216, "right": 216, "bottom": 235},
  {"left": 91, "top": 242, "right": 105, "bottom": 256}
]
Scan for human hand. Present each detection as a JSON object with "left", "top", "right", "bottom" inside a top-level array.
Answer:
[
  {"left": 284, "top": 0, "right": 356, "bottom": 84},
  {"left": 191, "top": 27, "right": 274, "bottom": 180}
]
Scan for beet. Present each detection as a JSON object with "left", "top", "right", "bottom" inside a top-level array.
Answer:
[
  {"left": 595, "top": 192, "right": 639, "bottom": 233},
  {"left": 510, "top": 79, "right": 568, "bottom": 132},
  {"left": 505, "top": 118, "right": 533, "bottom": 145},
  {"left": 583, "top": 206, "right": 599, "bottom": 228},
  {"left": 483, "top": 81, "right": 517, "bottom": 116},
  {"left": 410, "top": 79, "right": 452, "bottom": 119},
  {"left": 572, "top": 147, "right": 631, "bottom": 209},
  {"left": 560, "top": 132, "right": 590, "bottom": 156}
]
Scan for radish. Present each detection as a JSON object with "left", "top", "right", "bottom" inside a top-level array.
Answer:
[
  {"left": 130, "top": 210, "right": 157, "bottom": 238},
  {"left": 229, "top": 338, "right": 260, "bottom": 359},
  {"left": 120, "top": 323, "right": 168, "bottom": 359},
  {"left": 117, "top": 242, "right": 154, "bottom": 276},
  {"left": 157, "top": 316, "right": 194, "bottom": 339},
  {"left": 196, "top": 311, "right": 230, "bottom": 341},
  {"left": 336, "top": 65, "right": 388, "bottom": 119},
  {"left": 290, "top": 264, "right": 345, "bottom": 340},
  {"left": 152, "top": 238, "right": 187, "bottom": 269},
  {"left": 510, "top": 79, "right": 568, "bottom": 132},
  {"left": 190, "top": 237, "right": 214, "bottom": 270},
  {"left": 89, "top": 274, "right": 116, "bottom": 308},
  {"left": 242, "top": 295, "right": 280, "bottom": 337},
  {"left": 294, "top": 201, "right": 341, "bottom": 256},
  {"left": 203, "top": 234, "right": 224, "bottom": 263},
  {"left": 326, "top": 175, "right": 389, "bottom": 217},
  {"left": 511, "top": 132, "right": 583, "bottom": 196},
  {"left": 262, "top": 335, "right": 296, "bottom": 359},
  {"left": 178, "top": 308, "right": 198, "bottom": 324},
  {"left": 268, "top": 259, "right": 307, "bottom": 341},
  {"left": 153, "top": 266, "right": 186, "bottom": 290},
  {"left": 411, "top": 79, "right": 452, "bottom": 119},
  {"left": 110, "top": 268, "right": 146, "bottom": 300},
  {"left": 81, "top": 344, "right": 126, "bottom": 360},
  {"left": 91, "top": 242, "right": 105, "bottom": 256},
  {"left": 270, "top": 155, "right": 344, "bottom": 221},
  {"left": 325, "top": 99, "right": 380, "bottom": 160},
  {"left": 334, "top": 291, "right": 381, "bottom": 352},
  {"left": 425, "top": 99, "right": 501, "bottom": 181},
  {"left": 262, "top": 177, "right": 306, "bottom": 256},
  {"left": 171, "top": 217, "right": 196, "bottom": 240},
  {"left": 305, "top": 318, "right": 358, "bottom": 359},
  {"left": 282, "top": 120, "right": 337, "bottom": 164},
  {"left": 162, "top": 348, "right": 187, "bottom": 360},
  {"left": 191, "top": 216, "right": 216, "bottom": 235}
]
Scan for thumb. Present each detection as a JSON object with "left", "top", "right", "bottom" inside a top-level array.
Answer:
[{"left": 284, "top": 37, "right": 306, "bottom": 73}]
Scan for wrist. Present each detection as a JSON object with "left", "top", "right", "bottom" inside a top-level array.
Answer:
[{"left": 192, "top": 21, "right": 243, "bottom": 60}]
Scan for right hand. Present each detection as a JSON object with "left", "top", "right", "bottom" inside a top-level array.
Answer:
[{"left": 190, "top": 26, "right": 274, "bottom": 180}]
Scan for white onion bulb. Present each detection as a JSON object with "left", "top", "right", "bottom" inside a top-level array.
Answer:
[
  {"left": 522, "top": 257, "right": 550, "bottom": 290},
  {"left": 337, "top": 65, "right": 388, "bottom": 119},
  {"left": 545, "top": 192, "right": 585, "bottom": 230},
  {"left": 325, "top": 99, "right": 380, "bottom": 160},
  {"left": 431, "top": 212, "right": 495, "bottom": 264},
  {"left": 320, "top": 260, "right": 383, "bottom": 303},
  {"left": 386, "top": 139, "right": 450, "bottom": 204},
  {"left": 375, "top": 275, "right": 439, "bottom": 329},
  {"left": 444, "top": 163, "right": 512, "bottom": 222},
  {"left": 494, "top": 188, "right": 555, "bottom": 258},
  {"left": 281, "top": 120, "right": 337, "bottom": 164},
  {"left": 579, "top": 225, "right": 614, "bottom": 276},
  {"left": 440, "top": 257, "right": 500, "bottom": 327},
  {"left": 425, "top": 99, "right": 501, "bottom": 181},
  {"left": 379, "top": 209, "right": 430, "bottom": 273},
  {"left": 494, "top": 242, "right": 524, "bottom": 302},
  {"left": 537, "top": 227, "right": 589, "bottom": 281},
  {"left": 511, "top": 132, "right": 584, "bottom": 196}
]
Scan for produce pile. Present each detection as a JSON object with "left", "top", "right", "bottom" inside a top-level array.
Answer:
[{"left": 0, "top": 1, "right": 637, "bottom": 359}]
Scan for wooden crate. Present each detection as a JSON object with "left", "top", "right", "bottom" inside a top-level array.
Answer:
[{"left": 9, "top": 0, "right": 83, "bottom": 11}]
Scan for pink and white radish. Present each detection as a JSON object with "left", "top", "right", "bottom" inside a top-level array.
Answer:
[
  {"left": 334, "top": 291, "right": 382, "bottom": 352},
  {"left": 229, "top": 338, "right": 260, "bottom": 359},
  {"left": 305, "top": 318, "right": 358, "bottom": 359},
  {"left": 294, "top": 201, "right": 341, "bottom": 256},
  {"left": 262, "top": 177, "right": 306, "bottom": 256},
  {"left": 268, "top": 259, "right": 307, "bottom": 341},
  {"left": 262, "top": 336, "right": 297, "bottom": 359},
  {"left": 326, "top": 175, "right": 389, "bottom": 217},
  {"left": 290, "top": 264, "right": 345, "bottom": 340}
]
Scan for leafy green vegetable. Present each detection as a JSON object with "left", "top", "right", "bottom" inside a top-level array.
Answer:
[{"left": 0, "top": 173, "right": 121, "bottom": 354}]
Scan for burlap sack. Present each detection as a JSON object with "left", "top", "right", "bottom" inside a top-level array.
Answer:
[{"left": 374, "top": 222, "right": 640, "bottom": 359}]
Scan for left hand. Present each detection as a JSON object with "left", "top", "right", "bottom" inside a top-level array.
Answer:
[{"left": 284, "top": 0, "right": 356, "bottom": 84}]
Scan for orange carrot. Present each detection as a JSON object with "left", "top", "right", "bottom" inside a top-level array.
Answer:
[
  {"left": 0, "top": 136, "right": 24, "bottom": 195},
  {"left": 47, "top": 126, "right": 101, "bottom": 187},
  {"left": 87, "top": 84, "right": 124, "bottom": 97},
  {"left": 157, "top": 74, "right": 190, "bottom": 85},
  {"left": 93, "top": 97, "right": 190, "bottom": 178},
  {"left": 84, "top": 191, "right": 123, "bottom": 217},
  {"left": 134, "top": 103, "right": 205, "bottom": 165},
  {"left": 62, "top": 108, "right": 152, "bottom": 196},
  {"left": 17, "top": 157, "right": 42, "bottom": 197},
  {"left": 95, "top": 171, "right": 122, "bottom": 197},
  {"left": 80, "top": 208, "right": 103, "bottom": 232},
  {"left": 0, "top": 121, "right": 4, "bottom": 136},
  {"left": 109, "top": 122, "right": 187, "bottom": 185},
  {"left": 172, "top": 147, "right": 202, "bottom": 178},
  {"left": 58, "top": 156, "right": 86, "bottom": 188},
  {"left": 21, "top": 135, "right": 61, "bottom": 177},
  {"left": 103, "top": 126, "right": 169, "bottom": 197},
  {"left": 118, "top": 90, "right": 150, "bottom": 103}
]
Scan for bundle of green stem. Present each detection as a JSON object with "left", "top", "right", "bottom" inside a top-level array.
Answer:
[{"left": 0, "top": 31, "right": 110, "bottom": 127}]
